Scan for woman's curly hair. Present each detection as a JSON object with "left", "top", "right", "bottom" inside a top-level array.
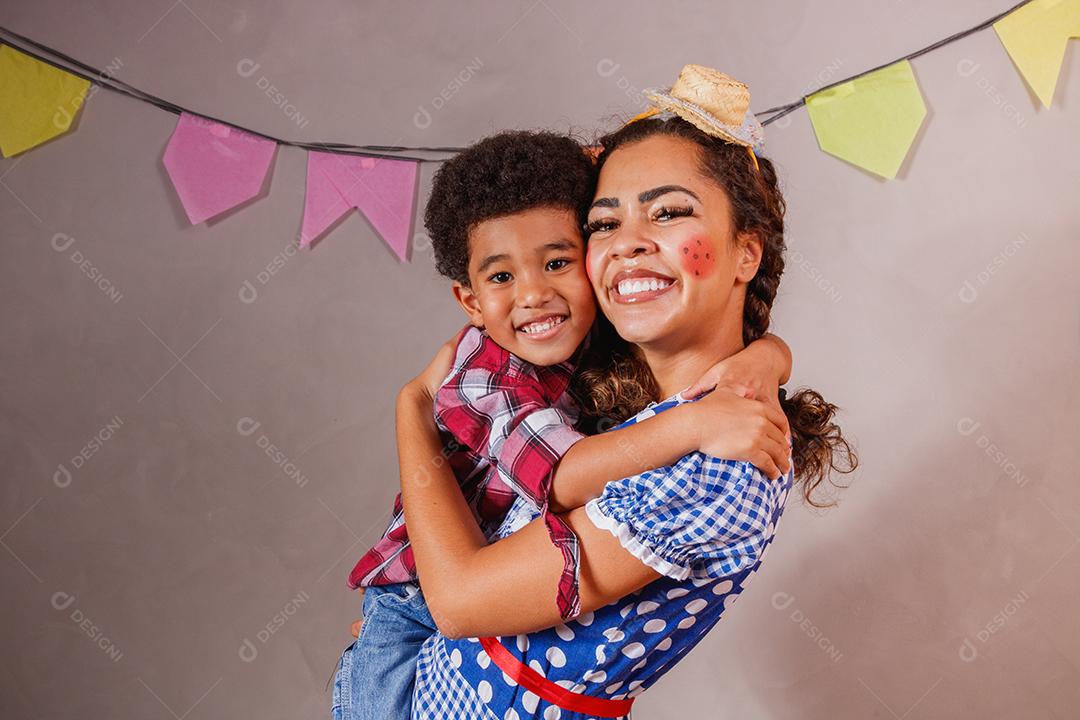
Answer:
[{"left": 424, "top": 130, "right": 596, "bottom": 286}]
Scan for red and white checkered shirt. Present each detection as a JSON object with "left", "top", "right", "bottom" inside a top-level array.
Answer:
[{"left": 347, "top": 325, "right": 588, "bottom": 621}]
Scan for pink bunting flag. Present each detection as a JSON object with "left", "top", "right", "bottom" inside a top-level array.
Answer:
[
  {"left": 300, "top": 151, "right": 418, "bottom": 261},
  {"left": 162, "top": 112, "right": 277, "bottom": 225}
]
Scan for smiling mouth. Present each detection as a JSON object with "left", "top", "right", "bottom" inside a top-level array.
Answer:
[
  {"left": 609, "top": 271, "right": 677, "bottom": 305},
  {"left": 516, "top": 314, "right": 568, "bottom": 339}
]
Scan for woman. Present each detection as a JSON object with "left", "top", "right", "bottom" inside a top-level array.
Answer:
[{"left": 398, "top": 69, "right": 856, "bottom": 719}]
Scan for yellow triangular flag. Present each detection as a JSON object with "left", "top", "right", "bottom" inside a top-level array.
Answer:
[
  {"left": 994, "top": 0, "right": 1080, "bottom": 108},
  {"left": 0, "top": 45, "right": 90, "bottom": 157},
  {"left": 806, "top": 60, "right": 927, "bottom": 180}
]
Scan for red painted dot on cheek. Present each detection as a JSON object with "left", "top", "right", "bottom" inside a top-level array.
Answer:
[{"left": 679, "top": 235, "right": 717, "bottom": 278}]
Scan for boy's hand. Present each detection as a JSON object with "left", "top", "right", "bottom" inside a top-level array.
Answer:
[
  {"left": 683, "top": 334, "right": 791, "bottom": 404},
  {"left": 349, "top": 586, "right": 367, "bottom": 637},
  {"left": 689, "top": 389, "right": 791, "bottom": 480}
]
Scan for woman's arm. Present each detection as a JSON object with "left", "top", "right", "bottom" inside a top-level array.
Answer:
[{"left": 398, "top": 381, "right": 661, "bottom": 639}]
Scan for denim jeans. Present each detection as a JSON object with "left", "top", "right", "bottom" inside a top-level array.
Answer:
[{"left": 331, "top": 582, "right": 437, "bottom": 720}]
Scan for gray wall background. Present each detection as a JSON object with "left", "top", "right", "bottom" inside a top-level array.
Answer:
[{"left": 2, "top": 1, "right": 1078, "bottom": 718}]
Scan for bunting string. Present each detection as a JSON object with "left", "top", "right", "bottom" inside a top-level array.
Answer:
[
  {"left": 756, "top": 0, "right": 1036, "bottom": 125},
  {"left": 0, "top": 0, "right": 1053, "bottom": 151},
  {"left": 0, "top": 0, "right": 1076, "bottom": 256},
  {"left": 0, "top": 24, "right": 463, "bottom": 162}
]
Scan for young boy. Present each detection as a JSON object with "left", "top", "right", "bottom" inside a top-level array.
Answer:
[{"left": 331, "top": 131, "right": 792, "bottom": 720}]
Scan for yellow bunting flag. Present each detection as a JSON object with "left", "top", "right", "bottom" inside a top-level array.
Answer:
[
  {"left": 806, "top": 60, "right": 927, "bottom": 180},
  {"left": 994, "top": 0, "right": 1080, "bottom": 108},
  {"left": 0, "top": 45, "right": 90, "bottom": 157}
]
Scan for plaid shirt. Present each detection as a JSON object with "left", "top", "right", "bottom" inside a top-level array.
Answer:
[{"left": 347, "top": 325, "right": 588, "bottom": 620}]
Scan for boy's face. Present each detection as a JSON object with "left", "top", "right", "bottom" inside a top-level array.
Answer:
[{"left": 453, "top": 206, "right": 596, "bottom": 367}]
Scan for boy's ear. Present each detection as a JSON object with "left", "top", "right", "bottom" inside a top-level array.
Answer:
[
  {"left": 735, "top": 231, "right": 764, "bottom": 283},
  {"left": 451, "top": 281, "right": 485, "bottom": 329}
]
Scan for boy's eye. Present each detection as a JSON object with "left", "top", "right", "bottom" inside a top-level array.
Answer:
[
  {"left": 654, "top": 205, "right": 693, "bottom": 222},
  {"left": 489, "top": 271, "right": 512, "bottom": 284},
  {"left": 585, "top": 218, "right": 618, "bottom": 236},
  {"left": 546, "top": 258, "right": 571, "bottom": 271}
]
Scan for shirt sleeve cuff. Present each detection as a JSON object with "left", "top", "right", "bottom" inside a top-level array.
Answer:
[{"left": 584, "top": 499, "right": 692, "bottom": 581}]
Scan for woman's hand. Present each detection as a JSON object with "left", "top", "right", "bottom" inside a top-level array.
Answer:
[
  {"left": 406, "top": 327, "right": 467, "bottom": 401},
  {"left": 683, "top": 333, "right": 791, "bottom": 404},
  {"left": 688, "top": 389, "right": 791, "bottom": 480}
]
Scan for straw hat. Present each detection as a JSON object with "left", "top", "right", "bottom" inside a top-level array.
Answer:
[{"left": 633, "top": 64, "right": 765, "bottom": 153}]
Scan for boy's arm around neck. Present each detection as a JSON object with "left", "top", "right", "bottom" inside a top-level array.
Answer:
[
  {"left": 546, "top": 405, "right": 697, "bottom": 513},
  {"left": 548, "top": 332, "right": 794, "bottom": 513}
]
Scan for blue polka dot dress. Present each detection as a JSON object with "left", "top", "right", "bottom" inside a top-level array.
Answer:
[{"left": 412, "top": 392, "right": 795, "bottom": 719}]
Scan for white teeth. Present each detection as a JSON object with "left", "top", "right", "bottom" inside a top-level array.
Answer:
[
  {"left": 616, "top": 278, "right": 672, "bottom": 296},
  {"left": 520, "top": 316, "right": 566, "bottom": 335}
]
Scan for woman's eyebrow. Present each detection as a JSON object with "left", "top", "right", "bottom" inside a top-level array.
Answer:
[
  {"left": 590, "top": 197, "right": 619, "bottom": 209},
  {"left": 638, "top": 185, "right": 700, "bottom": 203}
]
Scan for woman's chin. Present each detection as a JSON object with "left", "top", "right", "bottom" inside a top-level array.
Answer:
[
  {"left": 602, "top": 299, "right": 683, "bottom": 346},
  {"left": 607, "top": 316, "right": 674, "bottom": 346}
]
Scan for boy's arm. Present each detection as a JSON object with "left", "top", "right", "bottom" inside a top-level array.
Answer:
[
  {"left": 546, "top": 407, "right": 696, "bottom": 512},
  {"left": 548, "top": 387, "right": 790, "bottom": 512},
  {"left": 432, "top": 331, "right": 687, "bottom": 518},
  {"left": 549, "top": 333, "right": 794, "bottom": 512},
  {"left": 444, "top": 333, "right": 791, "bottom": 517},
  {"left": 684, "top": 332, "right": 792, "bottom": 400},
  {"left": 765, "top": 333, "right": 793, "bottom": 384}
]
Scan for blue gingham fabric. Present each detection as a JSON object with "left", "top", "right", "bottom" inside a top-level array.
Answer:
[
  {"left": 582, "top": 407, "right": 780, "bottom": 582},
  {"left": 413, "top": 634, "right": 499, "bottom": 720},
  {"left": 412, "top": 391, "right": 795, "bottom": 719}
]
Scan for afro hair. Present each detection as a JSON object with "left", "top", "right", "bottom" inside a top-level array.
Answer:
[{"left": 424, "top": 130, "right": 595, "bottom": 286}]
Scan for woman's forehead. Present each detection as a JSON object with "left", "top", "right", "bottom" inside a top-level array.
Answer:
[
  {"left": 597, "top": 135, "right": 708, "bottom": 196},
  {"left": 594, "top": 136, "right": 732, "bottom": 211}
]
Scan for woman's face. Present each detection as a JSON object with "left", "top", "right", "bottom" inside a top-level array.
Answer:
[{"left": 585, "top": 134, "right": 761, "bottom": 350}]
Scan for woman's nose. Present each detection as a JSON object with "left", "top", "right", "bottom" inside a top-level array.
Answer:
[{"left": 607, "top": 221, "right": 657, "bottom": 260}]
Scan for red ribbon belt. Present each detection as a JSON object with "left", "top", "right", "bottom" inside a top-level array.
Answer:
[{"left": 478, "top": 636, "right": 635, "bottom": 718}]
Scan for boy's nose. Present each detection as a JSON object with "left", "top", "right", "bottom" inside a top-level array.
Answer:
[{"left": 515, "top": 275, "right": 556, "bottom": 308}]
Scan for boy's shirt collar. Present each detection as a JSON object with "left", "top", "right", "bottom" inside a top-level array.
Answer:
[{"left": 455, "top": 324, "right": 584, "bottom": 400}]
